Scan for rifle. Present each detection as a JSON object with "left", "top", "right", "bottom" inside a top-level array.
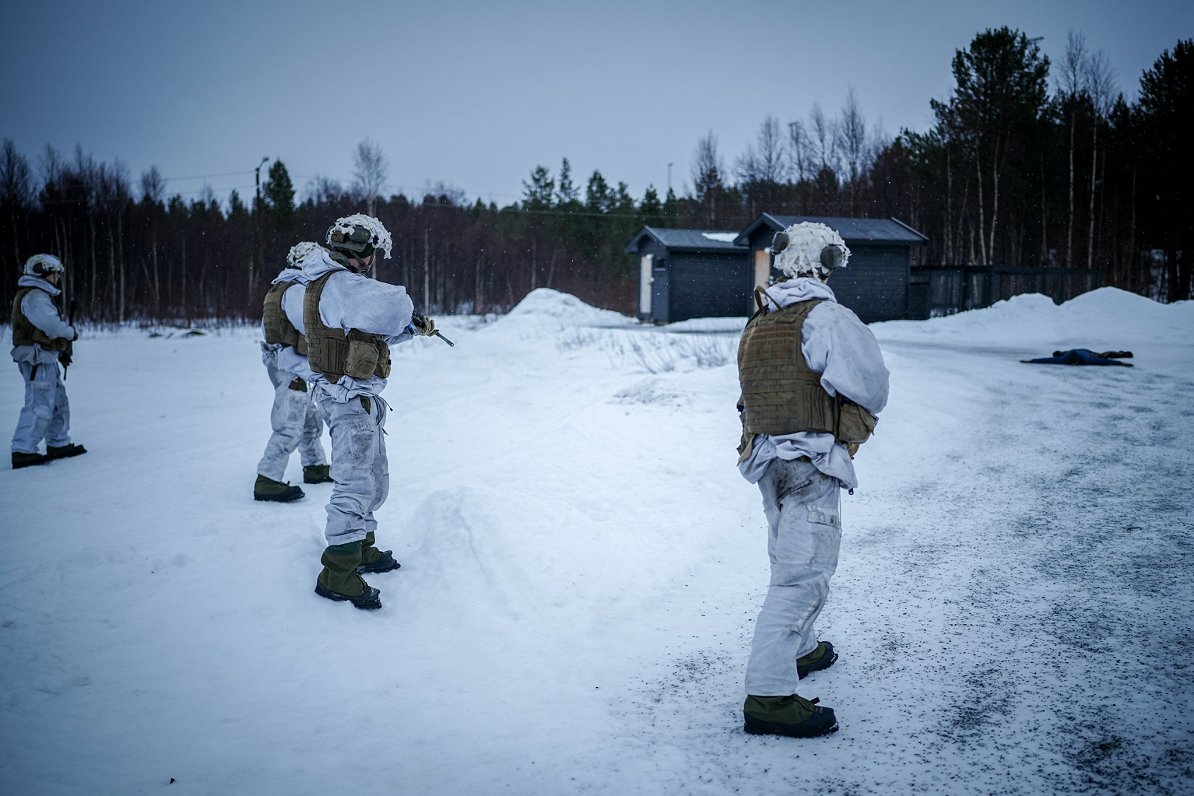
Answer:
[
  {"left": 412, "top": 312, "right": 454, "bottom": 347},
  {"left": 61, "top": 299, "right": 77, "bottom": 380}
]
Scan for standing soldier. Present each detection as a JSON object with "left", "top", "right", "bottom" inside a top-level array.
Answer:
[
  {"left": 302, "top": 214, "right": 439, "bottom": 610},
  {"left": 736, "top": 222, "right": 889, "bottom": 738},
  {"left": 253, "top": 241, "right": 332, "bottom": 502},
  {"left": 10, "top": 254, "right": 86, "bottom": 469}
]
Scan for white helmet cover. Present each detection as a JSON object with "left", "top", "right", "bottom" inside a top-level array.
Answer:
[
  {"left": 286, "top": 241, "right": 323, "bottom": 269},
  {"left": 771, "top": 222, "right": 850, "bottom": 280},
  {"left": 325, "top": 214, "right": 393, "bottom": 259},
  {"left": 24, "top": 253, "right": 65, "bottom": 278}
]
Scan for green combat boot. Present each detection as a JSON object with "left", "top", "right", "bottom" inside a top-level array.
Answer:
[
  {"left": 744, "top": 694, "right": 839, "bottom": 738},
  {"left": 12, "top": 451, "right": 49, "bottom": 469},
  {"left": 797, "top": 641, "right": 838, "bottom": 679},
  {"left": 253, "top": 474, "right": 304, "bottom": 503},
  {"left": 314, "top": 542, "right": 381, "bottom": 610},
  {"left": 357, "top": 531, "right": 401, "bottom": 575},
  {"left": 303, "top": 464, "right": 333, "bottom": 484}
]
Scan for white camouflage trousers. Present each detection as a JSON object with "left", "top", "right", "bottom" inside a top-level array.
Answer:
[
  {"left": 314, "top": 391, "right": 389, "bottom": 547},
  {"left": 256, "top": 357, "right": 326, "bottom": 482},
  {"left": 11, "top": 361, "right": 71, "bottom": 453},
  {"left": 745, "top": 456, "right": 843, "bottom": 697}
]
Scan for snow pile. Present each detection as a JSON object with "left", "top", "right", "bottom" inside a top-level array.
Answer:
[
  {"left": 502, "top": 288, "right": 631, "bottom": 326},
  {"left": 876, "top": 287, "right": 1191, "bottom": 351},
  {"left": 1057, "top": 286, "right": 1193, "bottom": 342}
]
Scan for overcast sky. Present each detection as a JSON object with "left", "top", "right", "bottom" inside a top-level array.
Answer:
[{"left": 2, "top": 0, "right": 1190, "bottom": 208}]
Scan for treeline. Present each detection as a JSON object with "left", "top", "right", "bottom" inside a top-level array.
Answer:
[
  {"left": 1, "top": 29, "right": 1190, "bottom": 323},
  {"left": 683, "top": 30, "right": 1191, "bottom": 301}
]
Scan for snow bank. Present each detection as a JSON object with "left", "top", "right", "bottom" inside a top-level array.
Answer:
[
  {"left": 501, "top": 288, "right": 632, "bottom": 326},
  {"left": 874, "top": 287, "right": 1192, "bottom": 350}
]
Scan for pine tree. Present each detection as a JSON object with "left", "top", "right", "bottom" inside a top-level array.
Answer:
[
  {"left": 522, "top": 165, "right": 555, "bottom": 212},
  {"left": 262, "top": 160, "right": 296, "bottom": 228},
  {"left": 1137, "top": 39, "right": 1194, "bottom": 300}
]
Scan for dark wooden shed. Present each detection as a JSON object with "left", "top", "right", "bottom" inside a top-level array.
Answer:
[
  {"left": 624, "top": 227, "right": 749, "bottom": 322},
  {"left": 735, "top": 214, "right": 928, "bottom": 323}
]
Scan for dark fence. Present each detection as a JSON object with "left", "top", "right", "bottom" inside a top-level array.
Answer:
[{"left": 907, "top": 266, "right": 1103, "bottom": 319}]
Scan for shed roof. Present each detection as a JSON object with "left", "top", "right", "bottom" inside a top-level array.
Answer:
[
  {"left": 733, "top": 214, "right": 928, "bottom": 246},
  {"left": 625, "top": 226, "right": 744, "bottom": 254}
]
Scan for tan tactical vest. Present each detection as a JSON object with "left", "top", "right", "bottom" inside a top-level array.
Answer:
[
  {"left": 738, "top": 299, "right": 839, "bottom": 436},
  {"left": 262, "top": 281, "right": 308, "bottom": 355},
  {"left": 10, "top": 287, "right": 70, "bottom": 350},
  {"left": 737, "top": 297, "right": 877, "bottom": 451},
  {"left": 303, "top": 272, "right": 391, "bottom": 382}
]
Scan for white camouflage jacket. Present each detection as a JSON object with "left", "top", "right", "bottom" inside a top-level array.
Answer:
[
  {"left": 261, "top": 268, "right": 317, "bottom": 381},
  {"left": 300, "top": 249, "right": 415, "bottom": 402},
  {"left": 10, "top": 275, "right": 76, "bottom": 366},
  {"left": 738, "top": 277, "right": 890, "bottom": 490}
]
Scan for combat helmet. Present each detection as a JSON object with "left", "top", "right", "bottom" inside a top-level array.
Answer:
[
  {"left": 325, "top": 214, "right": 393, "bottom": 261},
  {"left": 286, "top": 241, "right": 322, "bottom": 269},
  {"left": 24, "top": 254, "right": 65, "bottom": 278},
  {"left": 770, "top": 222, "right": 849, "bottom": 280}
]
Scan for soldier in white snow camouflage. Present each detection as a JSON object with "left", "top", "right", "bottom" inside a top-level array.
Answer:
[
  {"left": 303, "top": 214, "right": 440, "bottom": 610},
  {"left": 253, "top": 241, "right": 332, "bottom": 502},
  {"left": 736, "top": 222, "right": 889, "bottom": 738},
  {"left": 10, "top": 254, "right": 87, "bottom": 469}
]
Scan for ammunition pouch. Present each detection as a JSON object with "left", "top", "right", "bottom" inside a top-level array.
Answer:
[
  {"left": 344, "top": 331, "right": 390, "bottom": 380},
  {"left": 835, "top": 399, "right": 877, "bottom": 447}
]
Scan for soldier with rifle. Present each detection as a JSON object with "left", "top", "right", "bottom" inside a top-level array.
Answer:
[
  {"left": 252, "top": 241, "right": 332, "bottom": 503},
  {"left": 302, "top": 214, "right": 441, "bottom": 610},
  {"left": 9, "top": 254, "right": 86, "bottom": 469}
]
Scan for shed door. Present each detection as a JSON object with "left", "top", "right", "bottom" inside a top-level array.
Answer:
[
  {"left": 752, "top": 249, "right": 771, "bottom": 312},
  {"left": 753, "top": 249, "right": 771, "bottom": 289},
  {"left": 639, "top": 254, "right": 654, "bottom": 315}
]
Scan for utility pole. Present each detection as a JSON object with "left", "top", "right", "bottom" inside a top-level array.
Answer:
[{"left": 254, "top": 156, "right": 269, "bottom": 291}]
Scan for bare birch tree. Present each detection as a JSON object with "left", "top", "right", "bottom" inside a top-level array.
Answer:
[
  {"left": 809, "top": 103, "right": 838, "bottom": 176},
  {"left": 1, "top": 139, "right": 35, "bottom": 266},
  {"left": 735, "top": 115, "right": 787, "bottom": 185},
  {"left": 837, "top": 87, "right": 870, "bottom": 214},
  {"left": 690, "top": 131, "right": 725, "bottom": 225},
  {"left": 1060, "top": 31, "right": 1088, "bottom": 267},
  {"left": 352, "top": 138, "right": 387, "bottom": 216},
  {"left": 1084, "top": 49, "right": 1116, "bottom": 269}
]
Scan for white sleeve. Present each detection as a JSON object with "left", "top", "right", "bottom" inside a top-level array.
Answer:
[
  {"left": 802, "top": 301, "right": 889, "bottom": 415},
  {"left": 318, "top": 272, "right": 414, "bottom": 337},
  {"left": 22, "top": 291, "right": 75, "bottom": 340},
  {"left": 281, "top": 284, "right": 307, "bottom": 335}
]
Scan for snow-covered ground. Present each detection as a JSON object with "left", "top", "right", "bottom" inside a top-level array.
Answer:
[{"left": 1, "top": 287, "right": 1191, "bottom": 795}]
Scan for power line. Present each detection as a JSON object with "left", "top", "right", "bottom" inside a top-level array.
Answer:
[{"left": 162, "top": 169, "right": 256, "bottom": 183}]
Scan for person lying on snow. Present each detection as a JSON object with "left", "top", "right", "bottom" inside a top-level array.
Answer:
[{"left": 1020, "top": 349, "right": 1134, "bottom": 366}]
